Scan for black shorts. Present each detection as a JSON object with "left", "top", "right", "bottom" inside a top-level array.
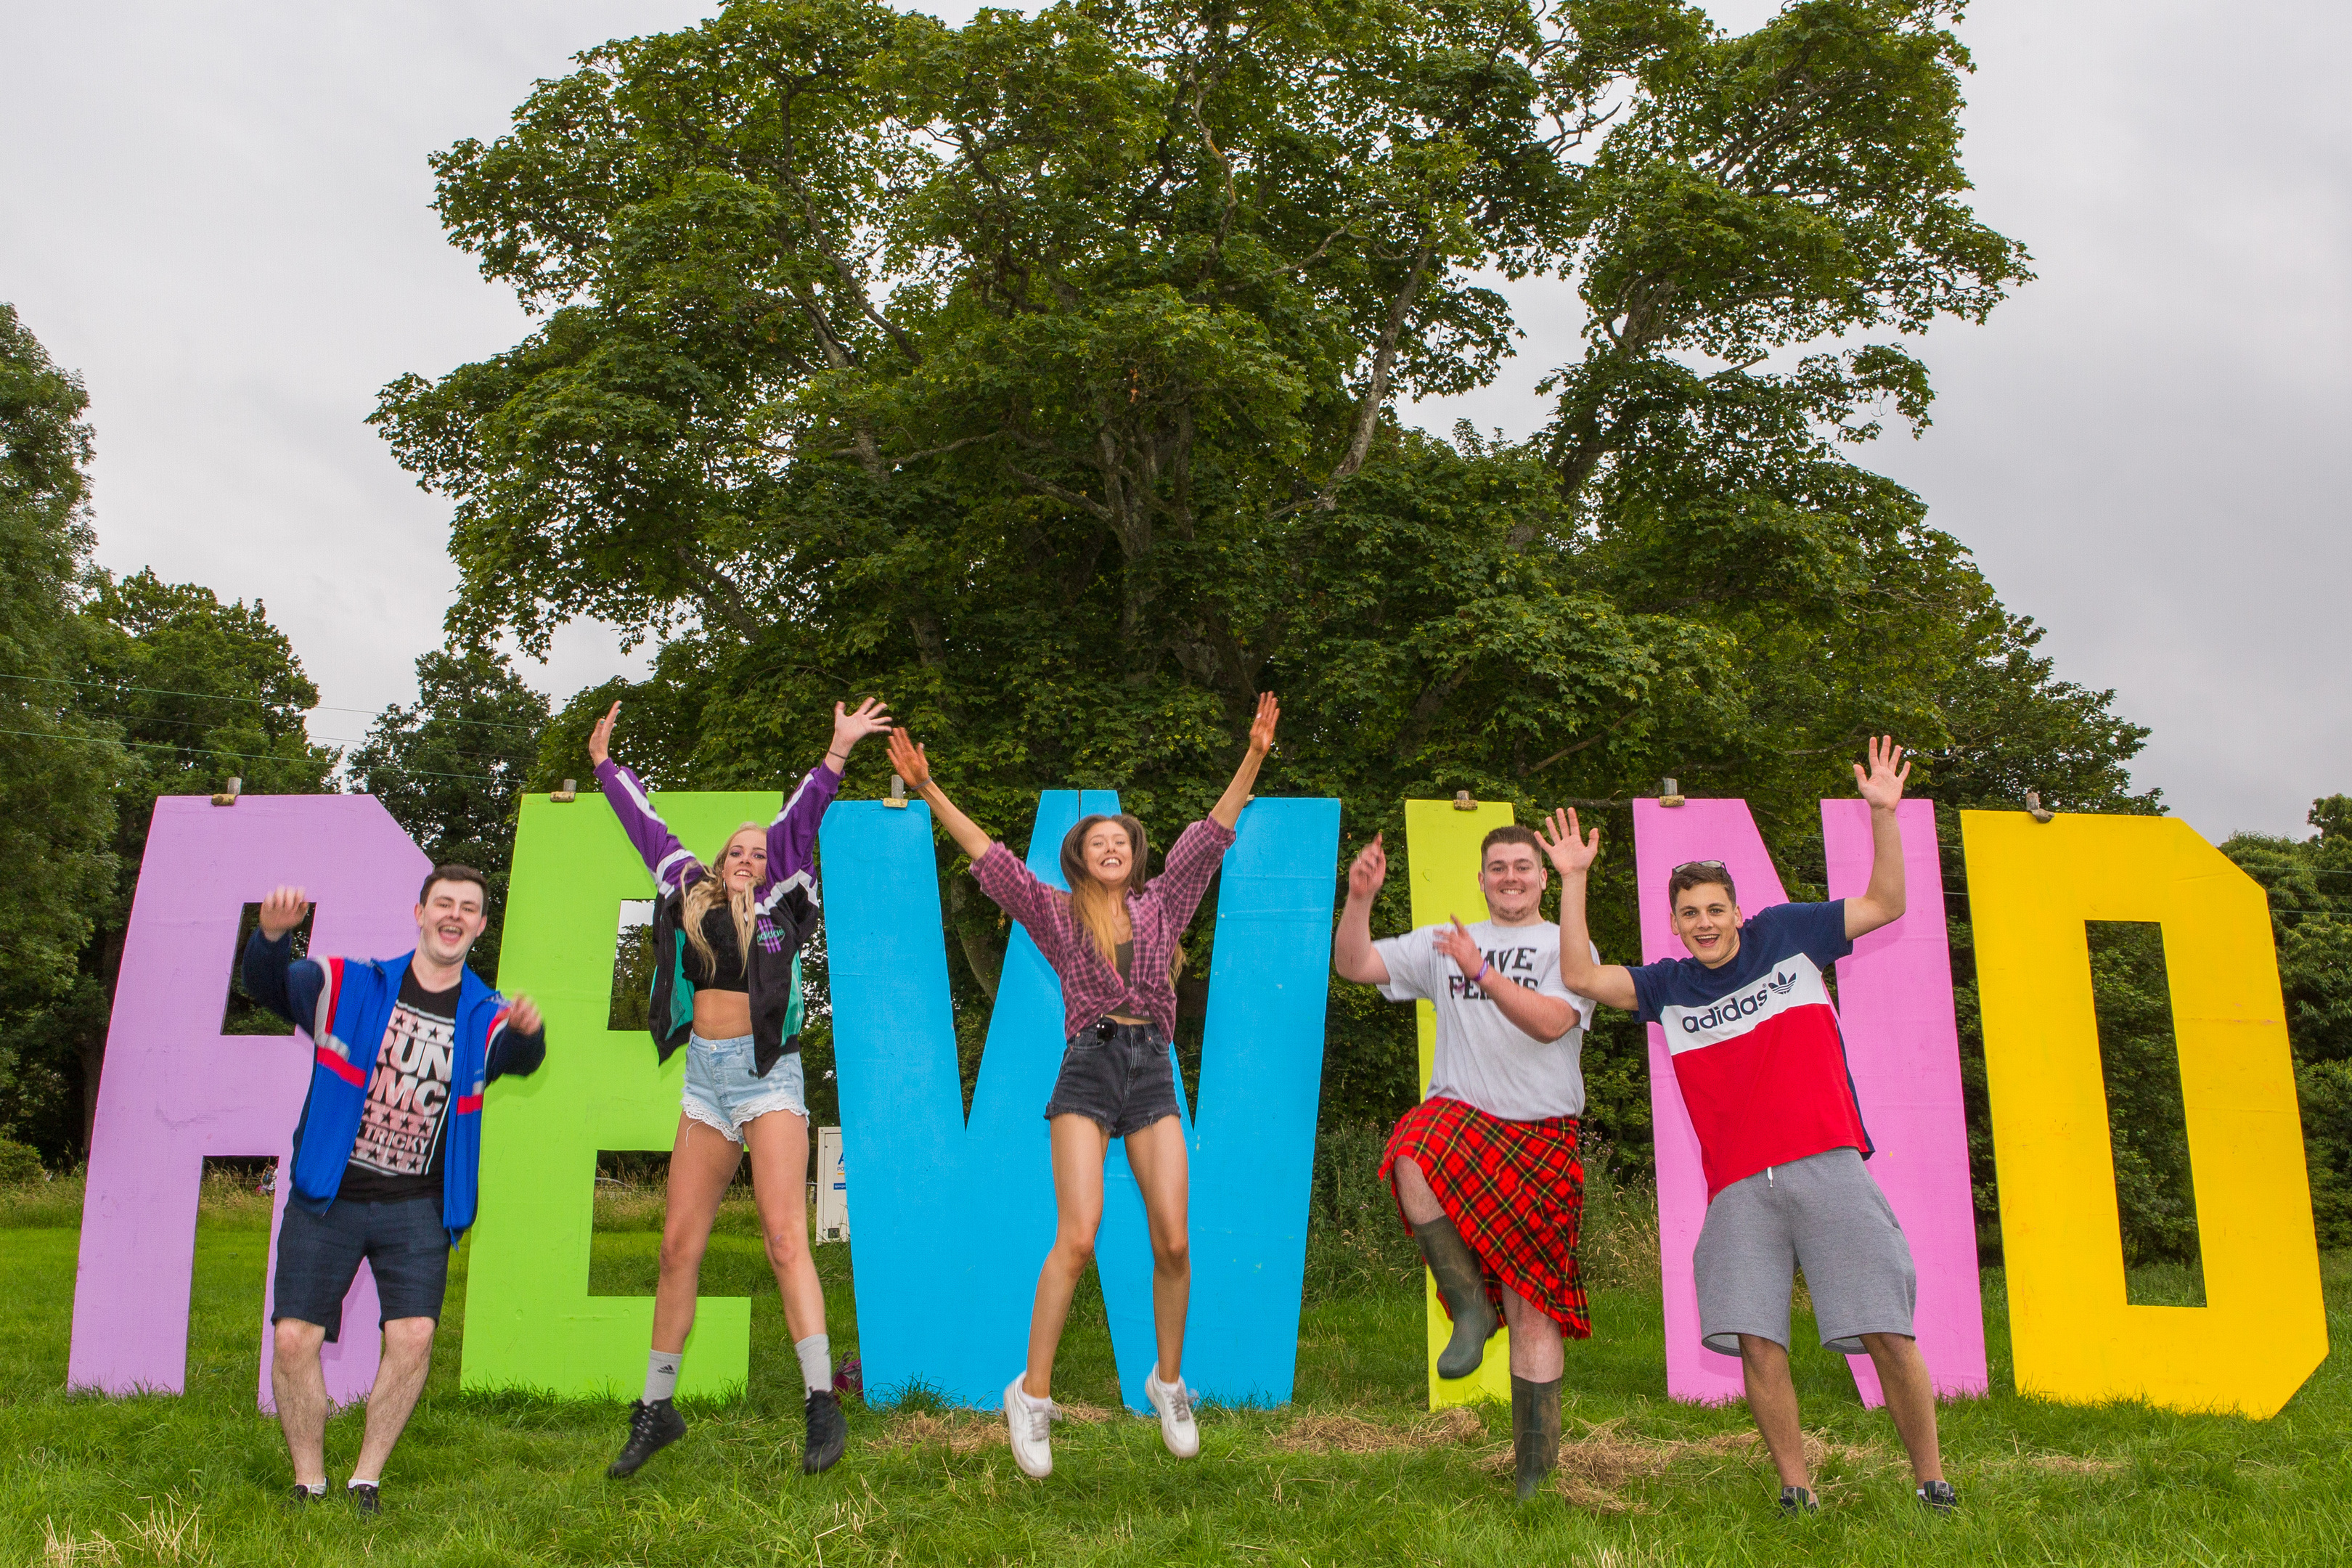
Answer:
[
  {"left": 1045, "top": 1019, "right": 1183, "bottom": 1138},
  {"left": 271, "top": 1194, "right": 451, "bottom": 1342}
]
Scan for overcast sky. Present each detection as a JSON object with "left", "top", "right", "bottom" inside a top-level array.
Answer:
[{"left": 4, "top": 2, "right": 2344, "bottom": 838}]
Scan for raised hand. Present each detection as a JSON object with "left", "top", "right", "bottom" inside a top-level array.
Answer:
[
  {"left": 587, "top": 701, "right": 620, "bottom": 767},
  {"left": 829, "top": 697, "right": 893, "bottom": 762},
  {"left": 1346, "top": 833, "right": 1387, "bottom": 900},
  {"left": 1537, "top": 807, "right": 1601, "bottom": 877},
  {"left": 885, "top": 728, "right": 931, "bottom": 791},
  {"left": 506, "top": 994, "right": 542, "bottom": 1036},
  {"left": 1855, "top": 735, "right": 1911, "bottom": 812},
  {"left": 1434, "top": 917, "right": 1485, "bottom": 982},
  {"left": 258, "top": 886, "right": 309, "bottom": 940},
  {"left": 1246, "top": 692, "right": 1280, "bottom": 757}
]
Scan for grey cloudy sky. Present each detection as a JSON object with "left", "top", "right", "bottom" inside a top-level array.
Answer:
[{"left": 4, "top": 2, "right": 2344, "bottom": 838}]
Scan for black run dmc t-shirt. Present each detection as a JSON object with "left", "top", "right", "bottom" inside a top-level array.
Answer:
[{"left": 337, "top": 967, "right": 461, "bottom": 1204}]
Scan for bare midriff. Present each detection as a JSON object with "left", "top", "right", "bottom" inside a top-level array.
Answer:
[{"left": 693, "top": 992, "right": 754, "bottom": 1042}]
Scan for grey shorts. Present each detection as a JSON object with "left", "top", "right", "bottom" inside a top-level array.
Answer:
[
  {"left": 680, "top": 1032, "right": 807, "bottom": 1144},
  {"left": 1045, "top": 1018, "right": 1183, "bottom": 1139},
  {"left": 1693, "top": 1147, "right": 1916, "bottom": 1355}
]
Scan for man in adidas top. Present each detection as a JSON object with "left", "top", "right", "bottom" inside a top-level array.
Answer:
[
  {"left": 1545, "top": 739, "right": 1958, "bottom": 1517},
  {"left": 1333, "top": 823, "right": 1601, "bottom": 1503}
]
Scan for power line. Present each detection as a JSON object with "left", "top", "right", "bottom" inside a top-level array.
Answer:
[
  {"left": 0, "top": 671, "right": 544, "bottom": 735},
  {"left": 0, "top": 725, "right": 499, "bottom": 785}
]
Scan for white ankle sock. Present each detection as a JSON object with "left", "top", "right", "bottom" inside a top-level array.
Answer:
[
  {"left": 301, "top": 1481, "right": 327, "bottom": 1497},
  {"left": 346, "top": 1476, "right": 377, "bottom": 1490},
  {"left": 645, "top": 1349, "right": 681, "bottom": 1403},
  {"left": 795, "top": 1334, "right": 831, "bottom": 1396}
]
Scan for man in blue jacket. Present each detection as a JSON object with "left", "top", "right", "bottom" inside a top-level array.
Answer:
[{"left": 242, "top": 865, "right": 546, "bottom": 1514}]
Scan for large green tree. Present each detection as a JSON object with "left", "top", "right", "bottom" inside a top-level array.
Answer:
[
  {"left": 0, "top": 305, "right": 120, "bottom": 1160},
  {"left": 347, "top": 642, "right": 552, "bottom": 983},
  {"left": 378, "top": 0, "right": 2143, "bottom": 1160}
]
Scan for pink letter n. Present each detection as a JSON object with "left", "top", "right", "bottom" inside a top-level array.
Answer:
[{"left": 67, "top": 796, "right": 428, "bottom": 1409}]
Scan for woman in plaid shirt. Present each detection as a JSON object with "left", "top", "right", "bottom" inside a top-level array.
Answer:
[{"left": 885, "top": 694, "right": 1280, "bottom": 1479}]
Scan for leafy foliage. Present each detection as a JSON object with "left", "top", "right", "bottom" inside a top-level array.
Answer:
[
  {"left": 348, "top": 643, "right": 552, "bottom": 983},
  {"left": 375, "top": 0, "right": 2139, "bottom": 1161}
]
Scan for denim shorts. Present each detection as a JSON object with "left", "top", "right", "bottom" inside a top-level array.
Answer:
[
  {"left": 271, "top": 1195, "right": 449, "bottom": 1343},
  {"left": 681, "top": 1032, "right": 807, "bottom": 1143},
  {"left": 1045, "top": 1018, "right": 1183, "bottom": 1138}
]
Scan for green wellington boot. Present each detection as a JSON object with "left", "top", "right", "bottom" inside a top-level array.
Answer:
[
  {"left": 1511, "top": 1375, "right": 1563, "bottom": 1502},
  {"left": 1411, "top": 1217, "right": 1499, "bottom": 1379}
]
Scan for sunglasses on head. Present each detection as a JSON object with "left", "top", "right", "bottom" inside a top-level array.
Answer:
[{"left": 1671, "top": 859, "right": 1727, "bottom": 875}]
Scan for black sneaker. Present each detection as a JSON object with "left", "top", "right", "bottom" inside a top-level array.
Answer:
[
  {"left": 286, "top": 1484, "right": 323, "bottom": 1507},
  {"left": 348, "top": 1482, "right": 380, "bottom": 1517},
  {"left": 1917, "top": 1479, "right": 1959, "bottom": 1514},
  {"left": 802, "top": 1388, "right": 846, "bottom": 1475},
  {"left": 608, "top": 1397, "right": 687, "bottom": 1479},
  {"left": 1779, "top": 1485, "right": 1819, "bottom": 1516}
]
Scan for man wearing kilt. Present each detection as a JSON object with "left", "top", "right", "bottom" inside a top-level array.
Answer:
[{"left": 1334, "top": 823, "right": 1602, "bottom": 1502}]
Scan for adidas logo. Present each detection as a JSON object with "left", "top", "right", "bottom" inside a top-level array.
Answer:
[{"left": 1768, "top": 971, "right": 1797, "bottom": 997}]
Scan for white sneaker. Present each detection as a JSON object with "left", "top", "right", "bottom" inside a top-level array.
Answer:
[
  {"left": 1003, "top": 1376, "right": 1055, "bottom": 1479},
  {"left": 1145, "top": 1370, "right": 1201, "bottom": 1459}
]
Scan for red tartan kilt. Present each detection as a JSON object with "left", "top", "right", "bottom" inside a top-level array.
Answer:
[{"left": 1380, "top": 1096, "right": 1591, "bottom": 1339}]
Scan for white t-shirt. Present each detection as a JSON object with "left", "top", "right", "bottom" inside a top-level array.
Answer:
[{"left": 1373, "top": 920, "right": 1600, "bottom": 1122}]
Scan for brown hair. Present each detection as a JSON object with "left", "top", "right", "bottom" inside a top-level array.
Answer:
[
  {"left": 1479, "top": 825, "right": 1545, "bottom": 862},
  {"left": 1666, "top": 861, "right": 1738, "bottom": 908},
  {"left": 682, "top": 824, "right": 761, "bottom": 973},
  {"left": 418, "top": 864, "right": 489, "bottom": 905}
]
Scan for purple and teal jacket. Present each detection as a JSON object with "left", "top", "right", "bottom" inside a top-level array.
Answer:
[
  {"left": 240, "top": 932, "right": 545, "bottom": 1245},
  {"left": 596, "top": 756, "right": 838, "bottom": 1077}
]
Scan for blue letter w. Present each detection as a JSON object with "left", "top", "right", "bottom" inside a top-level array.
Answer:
[{"left": 819, "top": 792, "right": 1339, "bottom": 1410}]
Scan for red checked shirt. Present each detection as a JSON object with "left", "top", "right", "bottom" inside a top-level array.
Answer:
[{"left": 968, "top": 817, "right": 1237, "bottom": 1043}]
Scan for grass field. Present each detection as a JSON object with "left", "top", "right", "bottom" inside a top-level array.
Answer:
[{"left": 4, "top": 1171, "right": 2349, "bottom": 1567}]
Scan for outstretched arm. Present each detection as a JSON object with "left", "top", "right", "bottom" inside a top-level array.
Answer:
[
  {"left": 765, "top": 698, "right": 891, "bottom": 889},
  {"left": 1331, "top": 833, "right": 1392, "bottom": 985},
  {"left": 886, "top": 728, "right": 995, "bottom": 862},
  {"left": 1537, "top": 809, "right": 1639, "bottom": 1012},
  {"left": 1209, "top": 693, "right": 1279, "bottom": 830},
  {"left": 587, "top": 701, "right": 697, "bottom": 891},
  {"left": 1845, "top": 735, "right": 1911, "bottom": 939}
]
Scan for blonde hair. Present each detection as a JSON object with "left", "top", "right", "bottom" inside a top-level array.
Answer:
[
  {"left": 1058, "top": 813, "right": 1183, "bottom": 982},
  {"left": 682, "top": 823, "right": 761, "bottom": 973}
]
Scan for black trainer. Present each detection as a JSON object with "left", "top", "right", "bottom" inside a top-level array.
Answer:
[
  {"left": 348, "top": 1482, "right": 380, "bottom": 1517},
  {"left": 1779, "top": 1485, "right": 1819, "bottom": 1516},
  {"left": 608, "top": 1397, "right": 687, "bottom": 1479},
  {"left": 286, "top": 1484, "right": 322, "bottom": 1508},
  {"left": 802, "top": 1388, "right": 846, "bottom": 1475},
  {"left": 1917, "top": 1479, "right": 1959, "bottom": 1514}
]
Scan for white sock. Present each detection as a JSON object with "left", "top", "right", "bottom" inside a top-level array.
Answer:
[
  {"left": 1012, "top": 1379, "right": 1051, "bottom": 1410},
  {"left": 346, "top": 1476, "right": 377, "bottom": 1490},
  {"left": 795, "top": 1334, "right": 832, "bottom": 1396},
  {"left": 645, "top": 1349, "right": 681, "bottom": 1403},
  {"left": 302, "top": 1481, "right": 327, "bottom": 1497}
]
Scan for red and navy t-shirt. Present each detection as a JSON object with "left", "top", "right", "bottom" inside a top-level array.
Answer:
[{"left": 1628, "top": 900, "right": 1871, "bottom": 1200}]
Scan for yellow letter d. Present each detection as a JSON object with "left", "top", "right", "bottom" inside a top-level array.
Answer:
[{"left": 1961, "top": 811, "right": 2327, "bottom": 1417}]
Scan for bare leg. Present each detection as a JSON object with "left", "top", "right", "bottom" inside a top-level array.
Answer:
[
  {"left": 271, "top": 1318, "right": 330, "bottom": 1487},
  {"left": 349, "top": 1317, "right": 436, "bottom": 1481},
  {"left": 650, "top": 1115, "right": 745, "bottom": 1353},
  {"left": 1024, "top": 1114, "right": 1108, "bottom": 1400},
  {"left": 1391, "top": 1156, "right": 1443, "bottom": 1224},
  {"left": 1124, "top": 1116, "right": 1191, "bottom": 1384},
  {"left": 1859, "top": 1332, "right": 1944, "bottom": 1485},
  {"left": 743, "top": 1109, "right": 825, "bottom": 1342},
  {"left": 1502, "top": 1290, "right": 1563, "bottom": 1381},
  {"left": 1739, "top": 1334, "right": 1808, "bottom": 1489}
]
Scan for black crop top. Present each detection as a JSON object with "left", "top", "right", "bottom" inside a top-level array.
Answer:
[{"left": 682, "top": 903, "right": 750, "bottom": 994}]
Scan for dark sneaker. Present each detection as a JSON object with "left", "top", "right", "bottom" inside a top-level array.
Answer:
[
  {"left": 802, "top": 1389, "right": 847, "bottom": 1474},
  {"left": 286, "top": 1484, "right": 323, "bottom": 1507},
  {"left": 608, "top": 1397, "right": 687, "bottom": 1479},
  {"left": 348, "top": 1482, "right": 380, "bottom": 1517},
  {"left": 1917, "top": 1479, "right": 1959, "bottom": 1514},
  {"left": 1779, "top": 1485, "right": 1819, "bottom": 1516}
]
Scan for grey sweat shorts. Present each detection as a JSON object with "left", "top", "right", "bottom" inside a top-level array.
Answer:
[{"left": 1693, "top": 1146, "right": 1916, "bottom": 1355}]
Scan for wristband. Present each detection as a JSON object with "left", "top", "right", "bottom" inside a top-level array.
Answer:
[{"left": 1474, "top": 959, "right": 1492, "bottom": 987}]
